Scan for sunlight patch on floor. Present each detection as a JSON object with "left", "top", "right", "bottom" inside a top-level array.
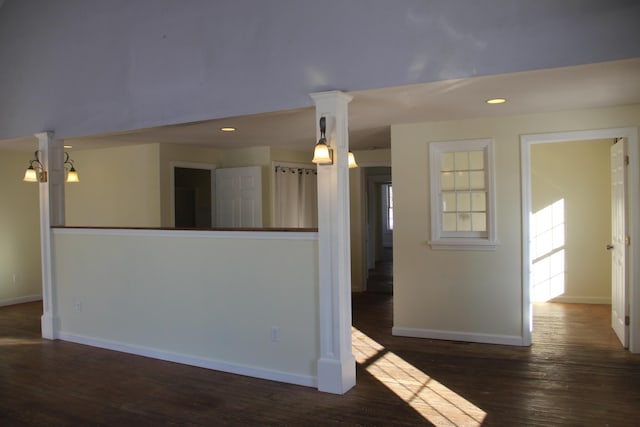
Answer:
[
  {"left": 353, "top": 327, "right": 486, "bottom": 426},
  {"left": 0, "top": 337, "right": 42, "bottom": 346}
]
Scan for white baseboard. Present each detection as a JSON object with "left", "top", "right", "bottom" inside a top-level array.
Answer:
[
  {"left": 392, "top": 326, "right": 526, "bottom": 346},
  {"left": 548, "top": 296, "right": 611, "bottom": 304},
  {"left": 0, "top": 295, "right": 42, "bottom": 307},
  {"left": 57, "top": 331, "right": 317, "bottom": 389}
]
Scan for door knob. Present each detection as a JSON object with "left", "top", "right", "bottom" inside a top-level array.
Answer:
[{"left": 606, "top": 244, "right": 614, "bottom": 250}]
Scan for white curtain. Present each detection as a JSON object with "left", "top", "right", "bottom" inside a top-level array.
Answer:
[{"left": 274, "top": 166, "right": 318, "bottom": 228}]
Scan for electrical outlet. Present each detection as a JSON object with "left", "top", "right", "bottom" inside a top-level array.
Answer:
[
  {"left": 12, "top": 273, "right": 19, "bottom": 285},
  {"left": 73, "top": 299, "right": 83, "bottom": 313},
  {"left": 271, "top": 326, "right": 280, "bottom": 342}
]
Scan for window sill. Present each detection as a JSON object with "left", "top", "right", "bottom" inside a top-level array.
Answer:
[{"left": 428, "top": 238, "right": 499, "bottom": 251}]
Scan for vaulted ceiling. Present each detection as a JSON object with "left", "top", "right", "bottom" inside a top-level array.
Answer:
[
  {"left": 1, "top": 1, "right": 639, "bottom": 153},
  {"left": 2, "top": 58, "right": 639, "bottom": 152}
]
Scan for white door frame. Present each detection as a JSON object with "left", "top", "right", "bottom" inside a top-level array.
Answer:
[
  {"left": 520, "top": 127, "right": 639, "bottom": 352},
  {"left": 169, "top": 161, "right": 216, "bottom": 227}
]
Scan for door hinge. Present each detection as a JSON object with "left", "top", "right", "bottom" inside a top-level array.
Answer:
[
  {"left": 625, "top": 155, "right": 629, "bottom": 166},
  {"left": 625, "top": 315, "right": 630, "bottom": 326},
  {"left": 626, "top": 235, "right": 631, "bottom": 246}
]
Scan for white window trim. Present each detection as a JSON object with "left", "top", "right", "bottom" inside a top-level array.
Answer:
[{"left": 428, "top": 138, "right": 498, "bottom": 251}]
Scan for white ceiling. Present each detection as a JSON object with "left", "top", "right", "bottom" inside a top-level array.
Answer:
[{"left": 2, "top": 58, "right": 640, "bottom": 153}]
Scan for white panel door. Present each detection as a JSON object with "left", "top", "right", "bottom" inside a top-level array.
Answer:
[
  {"left": 610, "top": 138, "right": 628, "bottom": 348},
  {"left": 215, "top": 166, "right": 262, "bottom": 228}
]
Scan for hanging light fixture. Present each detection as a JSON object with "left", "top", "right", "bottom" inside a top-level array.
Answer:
[
  {"left": 23, "top": 151, "right": 47, "bottom": 182},
  {"left": 312, "top": 116, "right": 333, "bottom": 165},
  {"left": 64, "top": 152, "right": 79, "bottom": 183}
]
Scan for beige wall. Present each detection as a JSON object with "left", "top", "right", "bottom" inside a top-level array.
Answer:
[
  {"left": 352, "top": 148, "right": 392, "bottom": 166},
  {"left": 0, "top": 150, "right": 42, "bottom": 304},
  {"left": 53, "top": 228, "right": 319, "bottom": 386},
  {"left": 391, "top": 105, "right": 640, "bottom": 343},
  {"left": 271, "top": 148, "right": 312, "bottom": 165},
  {"left": 532, "top": 140, "right": 612, "bottom": 303},
  {"left": 66, "top": 143, "right": 314, "bottom": 229},
  {"left": 66, "top": 144, "right": 162, "bottom": 227}
]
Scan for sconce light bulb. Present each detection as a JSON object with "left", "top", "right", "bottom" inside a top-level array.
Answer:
[
  {"left": 24, "top": 166, "right": 38, "bottom": 182},
  {"left": 312, "top": 139, "right": 332, "bottom": 165}
]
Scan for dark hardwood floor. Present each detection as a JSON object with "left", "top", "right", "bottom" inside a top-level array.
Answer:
[
  {"left": 2, "top": 291, "right": 640, "bottom": 425},
  {"left": 365, "top": 247, "right": 393, "bottom": 294}
]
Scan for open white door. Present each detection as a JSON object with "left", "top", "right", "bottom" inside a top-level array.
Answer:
[
  {"left": 215, "top": 166, "right": 262, "bottom": 227},
  {"left": 610, "top": 138, "right": 628, "bottom": 348}
]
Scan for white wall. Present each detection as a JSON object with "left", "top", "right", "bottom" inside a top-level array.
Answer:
[
  {"left": 66, "top": 144, "right": 162, "bottom": 227},
  {"left": 0, "top": 149, "right": 42, "bottom": 305},
  {"left": 532, "top": 140, "right": 611, "bottom": 303},
  {"left": 53, "top": 228, "right": 320, "bottom": 387},
  {"left": 391, "top": 104, "right": 640, "bottom": 345}
]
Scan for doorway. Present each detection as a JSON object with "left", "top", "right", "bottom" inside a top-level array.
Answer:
[
  {"left": 171, "top": 164, "right": 215, "bottom": 228},
  {"left": 365, "top": 168, "right": 393, "bottom": 294},
  {"left": 521, "top": 128, "right": 639, "bottom": 352}
]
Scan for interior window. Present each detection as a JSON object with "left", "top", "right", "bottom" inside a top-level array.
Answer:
[{"left": 429, "top": 139, "right": 498, "bottom": 250}]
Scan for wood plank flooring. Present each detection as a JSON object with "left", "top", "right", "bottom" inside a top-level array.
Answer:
[{"left": 2, "top": 297, "right": 639, "bottom": 426}]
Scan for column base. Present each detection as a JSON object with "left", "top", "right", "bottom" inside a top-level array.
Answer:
[
  {"left": 317, "top": 355, "right": 356, "bottom": 394},
  {"left": 41, "top": 313, "right": 59, "bottom": 340}
]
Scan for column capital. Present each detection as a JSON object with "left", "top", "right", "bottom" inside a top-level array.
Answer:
[
  {"left": 309, "top": 90, "right": 353, "bottom": 105},
  {"left": 34, "top": 131, "right": 54, "bottom": 142}
]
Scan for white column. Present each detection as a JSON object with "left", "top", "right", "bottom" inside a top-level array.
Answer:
[
  {"left": 36, "top": 132, "right": 65, "bottom": 339},
  {"left": 310, "top": 91, "right": 356, "bottom": 394}
]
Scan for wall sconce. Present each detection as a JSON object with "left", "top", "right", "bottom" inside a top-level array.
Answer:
[
  {"left": 64, "top": 152, "right": 80, "bottom": 183},
  {"left": 311, "top": 116, "right": 358, "bottom": 168},
  {"left": 23, "top": 151, "right": 47, "bottom": 182},
  {"left": 312, "top": 116, "right": 332, "bottom": 165},
  {"left": 348, "top": 151, "right": 358, "bottom": 169},
  {"left": 23, "top": 151, "right": 80, "bottom": 183}
]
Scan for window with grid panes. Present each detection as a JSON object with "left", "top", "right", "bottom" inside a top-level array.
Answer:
[{"left": 429, "top": 139, "right": 498, "bottom": 250}]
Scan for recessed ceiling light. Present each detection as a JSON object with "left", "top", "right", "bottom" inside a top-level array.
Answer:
[
  {"left": 486, "top": 98, "right": 507, "bottom": 104},
  {"left": 220, "top": 127, "right": 236, "bottom": 132}
]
